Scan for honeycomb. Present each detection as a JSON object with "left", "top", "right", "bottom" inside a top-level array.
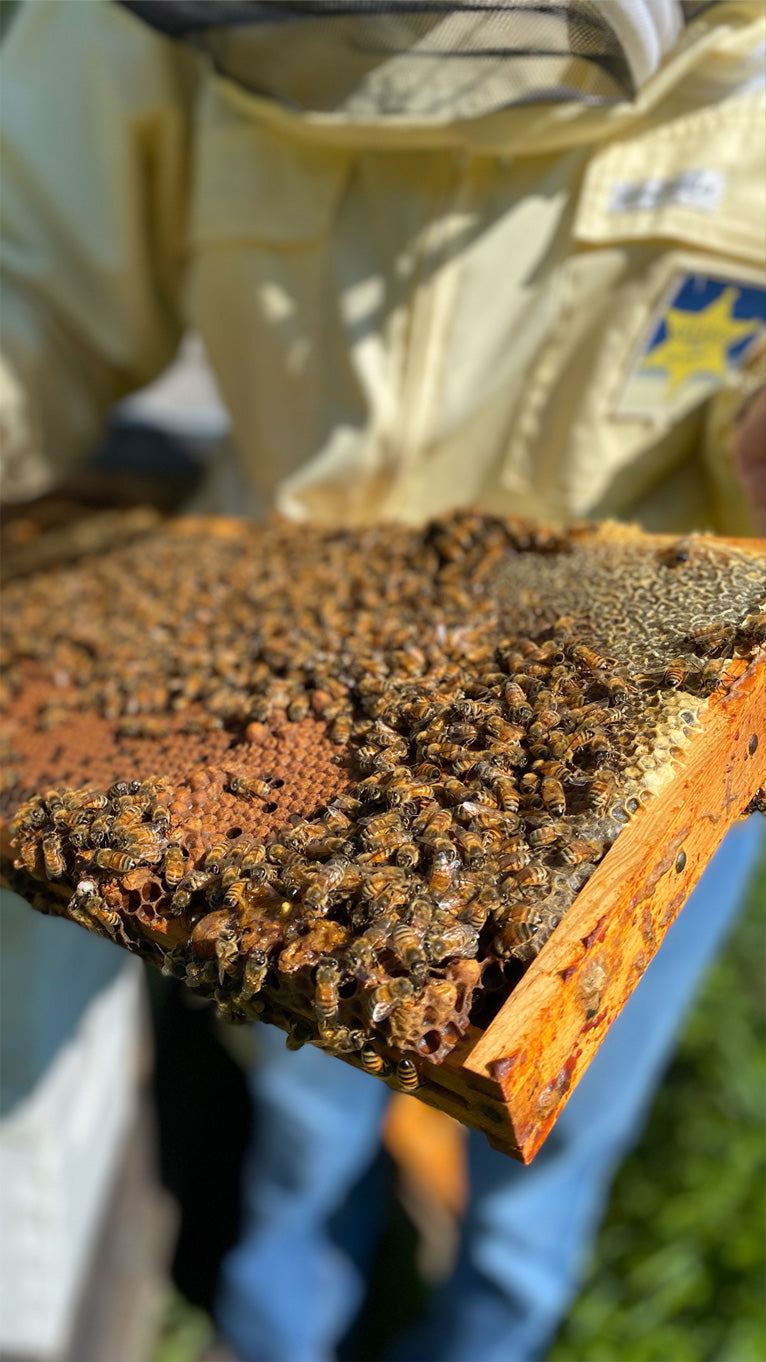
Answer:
[{"left": 1, "top": 511, "right": 764, "bottom": 1084}]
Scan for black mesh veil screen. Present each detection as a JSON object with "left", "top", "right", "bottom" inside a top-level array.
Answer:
[{"left": 116, "top": 1, "right": 652, "bottom": 114}]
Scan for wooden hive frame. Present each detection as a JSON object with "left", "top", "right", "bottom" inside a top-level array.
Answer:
[
  {"left": 1, "top": 519, "right": 764, "bottom": 1162},
  {"left": 373, "top": 650, "right": 766, "bottom": 1160}
]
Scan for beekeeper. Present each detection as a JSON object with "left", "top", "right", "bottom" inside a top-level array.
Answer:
[{"left": 1, "top": 3, "right": 764, "bottom": 1362}]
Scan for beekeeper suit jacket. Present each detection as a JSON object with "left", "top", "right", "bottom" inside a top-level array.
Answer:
[{"left": 1, "top": 0, "right": 764, "bottom": 533}]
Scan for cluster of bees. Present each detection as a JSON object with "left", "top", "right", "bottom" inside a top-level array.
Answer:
[{"left": 3, "top": 512, "right": 765, "bottom": 1082}]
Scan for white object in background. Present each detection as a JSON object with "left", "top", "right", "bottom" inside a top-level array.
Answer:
[
  {"left": 0, "top": 962, "right": 144, "bottom": 1359},
  {"left": 116, "top": 333, "right": 231, "bottom": 441}
]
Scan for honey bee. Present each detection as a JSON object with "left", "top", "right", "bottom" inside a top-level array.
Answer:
[
  {"left": 91, "top": 898, "right": 127, "bottom": 941},
  {"left": 358, "top": 773, "right": 386, "bottom": 800},
  {"left": 42, "top": 834, "right": 65, "bottom": 879},
  {"left": 152, "top": 803, "right": 171, "bottom": 829},
  {"left": 412, "top": 805, "right": 452, "bottom": 838},
  {"left": 560, "top": 838, "right": 603, "bottom": 865},
  {"left": 528, "top": 823, "right": 566, "bottom": 849},
  {"left": 495, "top": 903, "right": 545, "bottom": 959},
  {"left": 89, "top": 813, "right": 113, "bottom": 846},
  {"left": 185, "top": 959, "right": 219, "bottom": 990},
  {"left": 205, "top": 842, "right": 231, "bottom": 874},
  {"left": 589, "top": 775, "right": 614, "bottom": 814},
  {"left": 323, "top": 807, "right": 354, "bottom": 836},
  {"left": 228, "top": 775, "right": 274, "bottom": 801},
  {"left": 428, "top": 848, "right": 455, "bottom": 896},
  {"left": 223, "top": 878, "right": 251, "bottom": 912},
  {"left": 541, "top": 777, "right": 566, "bottom": 817},
  {"left": 395, "top": 841, "right": 420, "bottom": 871},
  {"left": 182, "top": 713, "right": 225, "bottom": 734},
  {"left": 360, "top": 1043, "right": 386, "bottom": 1075},
  {"left": 600, "top": 674, "right": 631, "bottom": 704},
  {"left": 330, "top": 713, "right": 352, "bottom": 744},
  {"left": 95, "top": 848, "right": 137, "bottom": 873},
  {"left": 503, "top": 682, "right": 533, "bottom": 720},
  {"left": 160, "top": 946, "right": 188, "bottom": 981},
  {"left": 158, "top": 844, "right": 182, "bottom": 888},
  {"left": 662, "top": 659, "right": 689, "bottom": 689},
  {"left": 696, "top": 659, "right": 726, "bottom": 694},
  {"left": 285, "top": 1020, "right": 316, "bottom": 1050},
  {"left": 396, "top": 1058, "right": 420, "bottom": 1091},
  {"left": 567, "top": 644, "right": 615, "bottom": 672},
  {"left": 287, "top": 694, "right": 310, "bottom": 722},
  {"left": 657, "top": 538, "right": 693, "bottom": 567},
  {"left": 411, "top": 761, "right": 441, "bottom": 783},
  {"left": 744, "top": 783, "right": 766, "bottom": 815},
  {"left": 367, "top": 982, "right": 399, "bottom": 1022},
  {"left": 463, "top": 803, "right": 519, "bottom": 833},
  {"left": 113, "top": 803, "right": 144, "bottom": 829},
  {"left": 739, "top": 610, "right": 766, "bottom": 647},
  {"left": 388, "top": 776, "right": 434, "bottom": 808},
  {"left": 108, "top": 781, "right": 131, "bottom": 800},
  {"left": 304, "top": 859, "right": 350, "bottom": 911},
  {"left": 498, "top": 838, "right": 531, "bottom": 873},
  {"left": 454, "top": 829, "right": 485, "bottom": 869},
  {"left": 427, "top": 920, "right": 478, "bottom": 962},
  {"left": 688, "top": 622, "right": 736, "bottom": 657},
  {"left": 389, "top": 922, "right": 428, "bottom": 981},
  {"left": 215, "top": 927, "right": 241, "bottom": 983},
  {"left": 448, "top": 721, "right": 480, "bottom": 744},
  {"left": 69, "top": 877, "right": 100, "bottom": 914},
  {"left": 239, "top": 950, "right": 268, "bottom": 1003},
  {"left": 493, "top": 776, "right": 521, "bottom": 813},
  {"left": 458, "top": 895, "right": 491, "bottom": 930},
  {"left": 122, "top": 824, "right": 164, "bottom": 858},
  {"left": 314, "top": 959, "right": 341, "bottom": 1020},
  {"left": 171, "top": 869, "right": 212, "bottom": 912},
  {"left": 345, "top": 934, "right": 383, "bottom": 984},
  {"left": 362, "top": 810, "right": 405, "bottom": 848},
  {"left": 514, "top": 863, "right": 549, "bottom": 889},
  {"left": 441, "top": 776, "right": 473, "bottom": 805}
]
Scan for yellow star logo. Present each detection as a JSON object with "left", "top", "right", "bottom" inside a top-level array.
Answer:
[{"left": 640, "top": 286, "right": 761, "bottom": 393}]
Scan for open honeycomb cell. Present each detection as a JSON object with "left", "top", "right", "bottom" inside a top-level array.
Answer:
[{"left": 1, "top": 511, "right": 764, "bottom": 1084}]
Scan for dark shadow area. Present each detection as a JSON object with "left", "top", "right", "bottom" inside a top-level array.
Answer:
[{"left": 146, "top": 969, "right": 253, "bottom": 1312}]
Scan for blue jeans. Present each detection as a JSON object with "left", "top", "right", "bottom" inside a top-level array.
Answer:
[{"left": 216, "top": 819, "right": 763, "bottom": 1362}]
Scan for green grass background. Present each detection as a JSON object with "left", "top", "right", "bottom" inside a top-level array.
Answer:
[{"left": 154, "top": 851, "right": 765, "bottom": 1362}]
